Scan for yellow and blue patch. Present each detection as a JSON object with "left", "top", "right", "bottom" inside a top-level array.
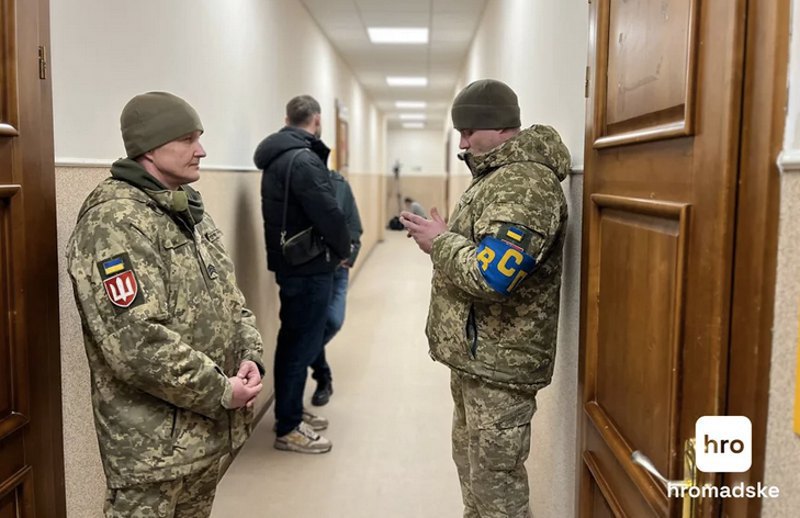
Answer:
[
  {"left": 498, "top": 223, "right": 533, "bottom": 250},
  {"left": 102, "top": 257, "right": 125, "bottom": 275},
  {"left": 476, "top": 235, "right": 536, "bottom": 295}
]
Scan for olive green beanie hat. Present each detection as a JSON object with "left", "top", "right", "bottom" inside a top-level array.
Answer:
[
  {"left": 451, "top": 79, "right": 520, "bottom": 130},
  {"left": 120, "top": 92, "right": 203, "bottom": 158}
]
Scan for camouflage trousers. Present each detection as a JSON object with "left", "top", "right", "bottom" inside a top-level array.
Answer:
[
  {"left": 451, "top": 371, "right": 537, "bottom": 518},
  {"left": 103, "top": 461, "right": 219, "bottom": 518}
]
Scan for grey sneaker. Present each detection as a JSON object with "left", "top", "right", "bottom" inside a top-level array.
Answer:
[
  {"left": 302, "top": 409, "right": 328, "bottom": 431},
  {"left": 274, "top": 422, "right": 332, "bottom": 454},
  {"left": 272, "top": 409, "right": 329, "bottom": 433}
]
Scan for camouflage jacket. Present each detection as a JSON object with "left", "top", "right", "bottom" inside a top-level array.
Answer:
[
  {"left": 427, "top": 125, "right": 570, "bottom": 390},
  {"left": 67, "top": 160, "right": 264, "bottom": 488}
]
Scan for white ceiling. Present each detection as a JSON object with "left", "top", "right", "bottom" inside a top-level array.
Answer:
[{"left": 299, "top": 0, "right": 488, "bottom": 130}]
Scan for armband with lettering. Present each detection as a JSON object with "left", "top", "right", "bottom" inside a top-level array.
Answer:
[{"left": 475, "top": 225, "right": 537, "bottom": 295}]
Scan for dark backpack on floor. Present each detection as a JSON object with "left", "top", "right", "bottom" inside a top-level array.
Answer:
[{"left": 387, "top": 216, "right": 404, "bottom": 231}]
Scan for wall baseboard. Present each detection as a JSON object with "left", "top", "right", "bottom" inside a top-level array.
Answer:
[{"left": 778, "top": 149, "right": 800, "bottom": 174}]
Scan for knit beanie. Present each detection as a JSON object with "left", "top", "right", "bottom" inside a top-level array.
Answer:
[
  {"left": 451, "top": 79, "right": 521, "bottom": 130},
  {"left": 120, "top": 92, "right": 203, "bottom": 158}
]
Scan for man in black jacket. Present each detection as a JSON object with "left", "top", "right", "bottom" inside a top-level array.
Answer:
[
  {"left": 309, "top": 169, "right": 363, "bottom": 406},
  {"left": 254, "top": 95, "right": 349, "bottom": 453}
]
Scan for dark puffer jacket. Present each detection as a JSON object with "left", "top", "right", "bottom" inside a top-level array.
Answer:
[{"left": 254, "top": 127, "right": 349, "bottom": 275}]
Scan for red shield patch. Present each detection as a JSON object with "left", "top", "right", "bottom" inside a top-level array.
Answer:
[{"left": 103, "top": 270, "right": 138, "bottom": 308}]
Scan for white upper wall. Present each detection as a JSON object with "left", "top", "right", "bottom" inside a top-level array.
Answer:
[
  {"left": 451, "top": 0, "right": 588, "bottom": 176},
  {"left": 50, "top": 0, "right": 384, "bottom": 173},
  {"left": 386, "top": 129, "right": 446, "bottom": 176},
  {"left": 785, "top": 0, "right": 800, "bottom": 152}
]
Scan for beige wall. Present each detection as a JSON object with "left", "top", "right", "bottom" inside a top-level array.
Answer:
[
  {"left": 385, "top": 175, "right": 447, "bottom": 220},
  {"left": 383, "top": 172, "right": 468, "bottom": 236},
  {"left": 763, "top": 170, "right": 800, "bottom": 513},
  {"left": 762, "top": 0, "right": 800, "bottom": 509},
  {"left": 57, "top": 171, "right": 107, "bottom": 518}
]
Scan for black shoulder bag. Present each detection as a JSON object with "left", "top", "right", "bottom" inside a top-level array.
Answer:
[{"left": 280, "top": 149, "right": 327, "bottom": 266}]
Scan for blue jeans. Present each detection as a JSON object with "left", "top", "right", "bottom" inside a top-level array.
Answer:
[
  {"left": 274, "top": 271, "right": 334, "bottom": 436},
  {"left": 310, "top": 267, "right": 349, "bottom": 383}
]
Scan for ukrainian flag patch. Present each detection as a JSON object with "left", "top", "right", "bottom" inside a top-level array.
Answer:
[
  {"left": 102, "top": 257, "right": 125, "bottom": 275},
  {"left": 498, "top": 223, "right": 533, "bottom": 250},
  {"left": 475, "top": 236, "right": 536, "bottom": 296}
]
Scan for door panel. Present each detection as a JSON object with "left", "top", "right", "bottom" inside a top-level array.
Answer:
[
  {"left": 0, "top": 0, "right": 63, "bottom": 515},
  {"left": 0, "top": 0, "right": 33, "bottom": 509},
  {"left": 595, "top": 0, "right": 699, "bottom": 147},
  {"left": 0, "top": 0, "right": 19, "bottom": 137},
  {"left": 580, "top": 0, "right": 746, "bottom": 516}
]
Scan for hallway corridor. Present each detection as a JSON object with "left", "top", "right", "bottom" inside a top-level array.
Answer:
[{"left": 212, "top": 232, "right": 464, "bottom": 517}]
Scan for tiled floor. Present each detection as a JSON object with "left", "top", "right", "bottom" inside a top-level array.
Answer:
[{"left": 212, "top": 232, "right": 464, "bottom": 517}]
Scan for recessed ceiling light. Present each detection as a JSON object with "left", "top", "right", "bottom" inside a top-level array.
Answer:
[
  {"left": 386, "top": 76, "right": 428, "bottom": 87},
  {"left": 368, "top": 27, "right": 429, "bottom": 44},
  {"left": 402, "top": 122, "right": 425, "bottom": 129},
  {"left": 395, "top": 101, "right": 427, "bottom": 109},
  {"left": 399, "top": 113, "right": 426, "bottom": 120}
]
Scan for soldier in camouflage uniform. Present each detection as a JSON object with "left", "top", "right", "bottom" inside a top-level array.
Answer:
[
  {"left": 401, "top": 79, "right": 570, "bottom": 518},
  {"left": 67, "top": 92, "right": 265, "bottom": 518}
]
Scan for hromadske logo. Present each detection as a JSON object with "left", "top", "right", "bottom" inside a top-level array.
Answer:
[{"left": 695, "top": 416, "right": 752, "bottom": 473}]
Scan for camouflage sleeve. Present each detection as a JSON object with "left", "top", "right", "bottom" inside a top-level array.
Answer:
[
  {"left": 67, "top": 209, "right": 231, "bottom": 419},
  {"left": 237, "top": 306, "right": 265, "bottom": 375},
  {"left": 430, "top": 167, "right": 564, "bottom": 300},
  {"left": 202, "top": 213, "right": 265, "bottom": 375}
]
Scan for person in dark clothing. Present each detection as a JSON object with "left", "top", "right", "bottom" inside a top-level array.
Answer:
[
  {"left": 309, "top": 170, "right": 363, "bottom": 406},
  {"left": 253, "top": 95, "right": 349, "bottom": 454}
]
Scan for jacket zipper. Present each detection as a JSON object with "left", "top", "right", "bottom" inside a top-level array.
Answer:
[
  {"left": 465, "top": 304, "right": 478, "bottom": 359},
  {"left": 167, "top": 407, "right": 179, "bottom": 453}
]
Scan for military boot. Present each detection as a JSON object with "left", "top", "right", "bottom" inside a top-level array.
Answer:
[{"left": 311, "top": 378, "right": 333, "bottom": 406}]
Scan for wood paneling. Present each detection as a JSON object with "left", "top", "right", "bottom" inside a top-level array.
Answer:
[
  {"left": 587, "top": 196, "right": 688, "bottom": 499},
  {"left": 594, "top": 0, "right": 699, "bottom": 148},
  {"left": 585, "top": 452, "right": 627, "bottom": 518},
  {"left": 0, "top": 467, "right": 34, "bottom": 518}
]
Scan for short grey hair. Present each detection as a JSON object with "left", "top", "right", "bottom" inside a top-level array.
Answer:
[{"left": 286, "top": 95, "right": 321, "bottom": 126}]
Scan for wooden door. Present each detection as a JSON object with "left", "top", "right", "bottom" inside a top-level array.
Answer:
[
  {"left": 0, "top": 0, "right": 64, "bottom": 516},
  {"left": 578, "top": 0, "right": 746, "bottom": 516}
]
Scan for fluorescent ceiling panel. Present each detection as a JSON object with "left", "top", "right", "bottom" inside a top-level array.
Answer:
[
  {"left": 386, "top": 76, "right": 428, "bottom": 87},
  {"left": 399, "top": 113, "right": 426, "bottom": 120},
  {"left": 368, "top": 27, "right": 429, "bottom": 44},
  {"left": 395, "top": 101, "right": 427, "bottom": 109},
  {"left": 402, "top": 122, "right": 425, "bottom": 129}
]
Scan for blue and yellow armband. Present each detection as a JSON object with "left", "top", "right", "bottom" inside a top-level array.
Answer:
[{"left": 475, "top": 231, "right": 536, "bottom": 296}]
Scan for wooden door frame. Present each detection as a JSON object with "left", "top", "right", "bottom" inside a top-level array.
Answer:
[
  {"left": 723, "top": 0, "right": 789, "bottom": 515},
  {"left": 576, "top": 0, "right": 790, "bottom": 516},
  {"left": 17, "top": 0, "right": 66, "bottom": 515}
]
